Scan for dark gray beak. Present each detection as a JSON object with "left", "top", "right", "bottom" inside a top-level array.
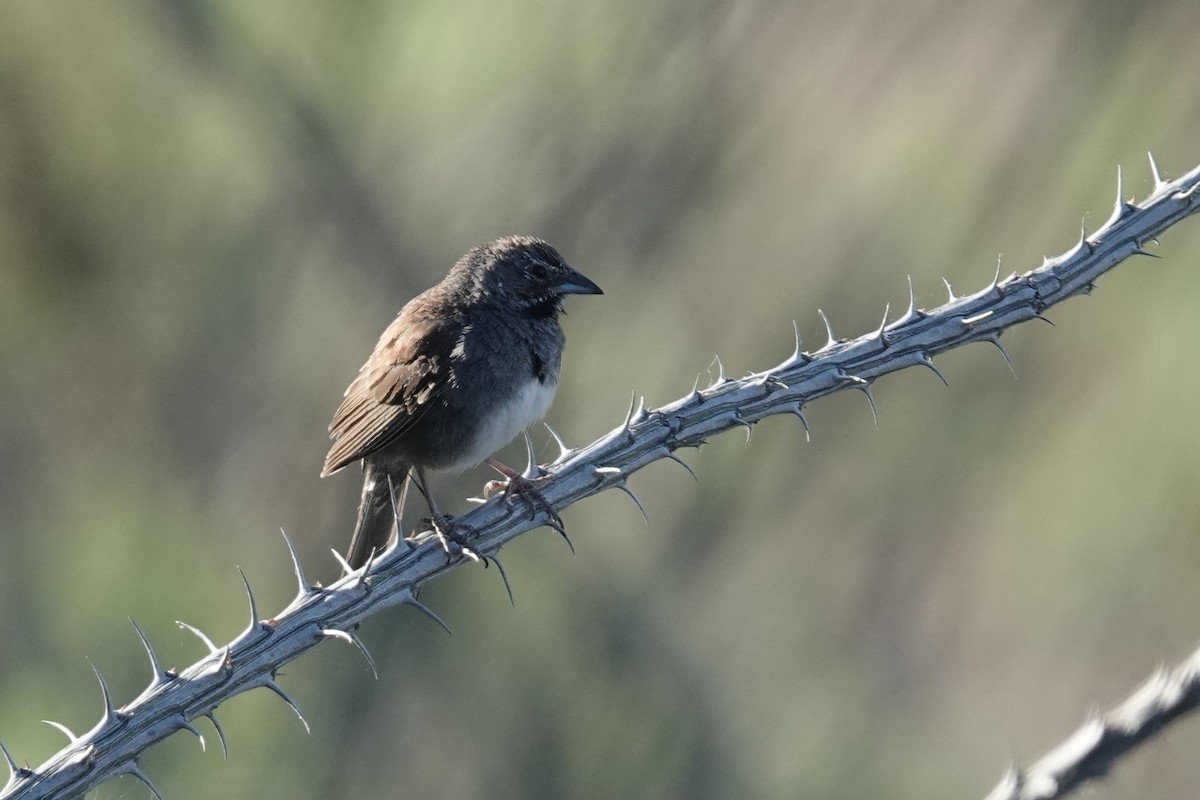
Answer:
[{"left": 557, "top": 268, "right": 603, "bottom": 296}]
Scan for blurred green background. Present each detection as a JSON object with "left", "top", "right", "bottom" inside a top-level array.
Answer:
[{"left": 2, "top": 1, "right": 1199, "bottom": 798}]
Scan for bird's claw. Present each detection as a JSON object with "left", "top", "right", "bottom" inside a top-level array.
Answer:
[
  {"left": 413, "top": 514, "right": 481, "bottom": 562},
  {"left": 483, "top": 472, "right": 563, "bottom": 529}
]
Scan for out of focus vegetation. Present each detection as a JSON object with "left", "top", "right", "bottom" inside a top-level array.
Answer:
[{"left": 2, "top": 2, "right": 1199, "bottom": 798}]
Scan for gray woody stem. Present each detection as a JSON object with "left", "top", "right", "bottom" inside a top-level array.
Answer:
[
  {"left": 985, "top": 639, "right": 1200, "bottom": 799},
  {"left": 3, "top": 156, "right": 1199, "bottom": 800}
]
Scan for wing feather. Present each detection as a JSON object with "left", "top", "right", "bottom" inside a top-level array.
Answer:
[{"left": 321, "top": 308, "right": 459, "bottom": 476}]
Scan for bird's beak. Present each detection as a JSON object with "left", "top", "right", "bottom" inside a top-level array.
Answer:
[{"left": 557, "top": 268, "right": 603, "bottom": 296}]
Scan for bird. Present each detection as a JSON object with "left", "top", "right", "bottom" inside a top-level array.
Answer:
[{"left": 322, "top": 235, "right": 602, "bottom": 569}]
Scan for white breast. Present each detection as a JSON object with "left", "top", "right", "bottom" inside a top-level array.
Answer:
[{"left": 445, "top": 378, "right": 558, "bottom": 472}]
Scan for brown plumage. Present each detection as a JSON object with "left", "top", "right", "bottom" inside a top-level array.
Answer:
[{"left": 323, "top": 236, "right": 602, "bottom": 568}]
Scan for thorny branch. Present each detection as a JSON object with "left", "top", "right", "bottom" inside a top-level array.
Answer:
[
  {"left": 2, "top": 157, "right": 1200, "bottom": 800},
  {"left": 985, "top": 638, "right": 1200, "bottom": 800}
]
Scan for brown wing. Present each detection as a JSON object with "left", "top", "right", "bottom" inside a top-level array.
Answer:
[{"left": 321, "top": 308, "right": 460, "bottom": 476}]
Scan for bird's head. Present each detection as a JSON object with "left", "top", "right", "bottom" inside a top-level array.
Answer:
[{"left": 459, "top": 235, "right": 602, "bottom": 315}]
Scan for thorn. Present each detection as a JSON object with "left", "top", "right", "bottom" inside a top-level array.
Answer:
[
  {"left": 42, "top": 720, "right": 77, "bottom": 743},
  {"left": 840, "top": 376, "right": 879, "bottom": 427},
  {"left": 892, "top": 275, "right": 926, "bottom": 326},
  {"left": 262, "top": 677, "right": 311, "bottom": 735},
  {"left": 89, "top": 659, "right": 116, "bottom": 725},
  {"left": 616, "top": 484, "right": 649, "bottom": 525},
  {"left": 760, "top": 373, "right": 788, "bottom": 392},
  {"left": 904, "top": 275, "right": 921, "bottom": 322},
  {"left": 990, "top": 255, "right": 1003, "bottom": 292},
  {"left": 178, "top": 716, "right": 206, "bottom": 752},
  {"left": 321, "top": 629, "right": 379, "bottom": 679},
  {"left": 176, "top": 621, "right": 220, "bottom": 656},
  {"left": 1148, "top": 151, "right": 1165, "bottom": 189},
  {"left": 995, "top": 763, "right": 1023, "bottom": 794},
  {"left": 733, "top": 411, "right": 753, "bottom": 443},
  {"left": 942, "top": 277, "right": 957, "bottom": 303},
  {"left": 1103, "top": 164, "right": 1136, "bottom": 228},
  {"left": 917, "top": 353, "right": 949, "bottom": 386},
  {"left": 1132, "top": 245, "right": 1162, "bottom": 259},
  {"left": 790, "top": 404, "right": 811, "bottom": 441},
  {"left": 330, "top": 548, "right": 355, "bottom": 578},
  {"left": 0, "top": 736, "right": 18, "bottom": 784},
  {"left": 237, "top": 567, "right": 261, "bottom": 637},
  {"left": 543, "top": 422, "right": 572, "bottom": 462},
  {"left": 788, "top": 319, "right": 807, "bottom": 364},
  {"left": 483, "top": 552, "right": 516, "bottom": 606},
  {"left": 205, "top": 713, "right": 228, "bottom": 761},
  {"left": 986, "top": 334, "right": 1017, "bottom": 378},
  {"left": 621, "top": 392, "right": 645, "bottom": 430},
  {"left": 541, "top": 513, "right": 576, "bottom": 555},
  {"left": 359, "top": 543, "right": 381, "bottom": 577},
  {"left": 520, "top": 429, "right": 539, "bottom": 479},
  {"left": 346, "top": 632, "right": 379, "bottom": 679},
  {"left": 708, "top": 353, "right": 726, "bottom": 386},
  {"left": 861, "top": 385, "right": 879, "bottom": 427},
  {"left": 872, "top": 302, "right": 891, "bottom": 344},
  {"left": 321, "top": 627, "right": 352, "bottom": 643},
  {"left": 280, "top": 528, "right": 312, "bottom": 599},
  {"left": 129, "top": 618, "right": 167, "bottom": 688},
  {"left": 690, "top": 373, "right": 701, "bottom": 399},
  {"left": 123, "top": 761, "right": 165, "bottom": 800},
  {"left": 817, "top": 308, "right": 837, "bottom": 348},
  {"left": 403, "top": 592, "right": 452, "bottom": 635},
  {"left": 664, "top": 450, "right": 699, "bottom": 481},
  {"left": 1077, "top": 215, "right": 1093, "bottom": 252}
]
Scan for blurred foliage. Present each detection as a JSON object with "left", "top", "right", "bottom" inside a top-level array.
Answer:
[{"left": 2, "top": 1, "right": 1200, "bottom": 798}]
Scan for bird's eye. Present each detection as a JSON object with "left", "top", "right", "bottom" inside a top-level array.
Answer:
[{"left": 526, "top": 262, "right": 550, "bottom": 283}]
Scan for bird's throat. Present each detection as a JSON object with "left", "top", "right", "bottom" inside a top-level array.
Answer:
[{"left": 526, "top": 296, "right": 564, "bottom": 320}]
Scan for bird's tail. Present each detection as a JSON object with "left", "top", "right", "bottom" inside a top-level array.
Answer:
[{"left": 346, "top": 463, "right": 407, "bottom": 569}]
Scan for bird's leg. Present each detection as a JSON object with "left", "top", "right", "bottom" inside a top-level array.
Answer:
[
  {"left": 386, "top": 472, "right": 413, "bottom": 549},
  {"left": 411, "top": 467, "right": 480, "bottom": 561},
  {"left": 482, "top": 457, "right": 563, "bottom": 529}
]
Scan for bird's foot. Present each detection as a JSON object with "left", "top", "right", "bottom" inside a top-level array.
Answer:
[
  {"left": 414, "top": 514, "right": 481, "bottom": 562},
  {"left": 483, "top": 462, "right": 564, "bottom": 531}
]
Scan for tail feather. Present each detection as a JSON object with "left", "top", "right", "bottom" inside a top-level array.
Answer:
[{"left": 346, "top": 463, "right": 408, "bottom": 569}]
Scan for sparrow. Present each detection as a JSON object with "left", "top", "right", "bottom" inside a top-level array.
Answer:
[{"left": 322, "top": 236, "right": 602, "bottom": 568}]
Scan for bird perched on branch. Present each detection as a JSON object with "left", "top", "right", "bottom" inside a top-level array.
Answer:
[{"left": 322, "top": 236, "right": 602, "bottom": 568}]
